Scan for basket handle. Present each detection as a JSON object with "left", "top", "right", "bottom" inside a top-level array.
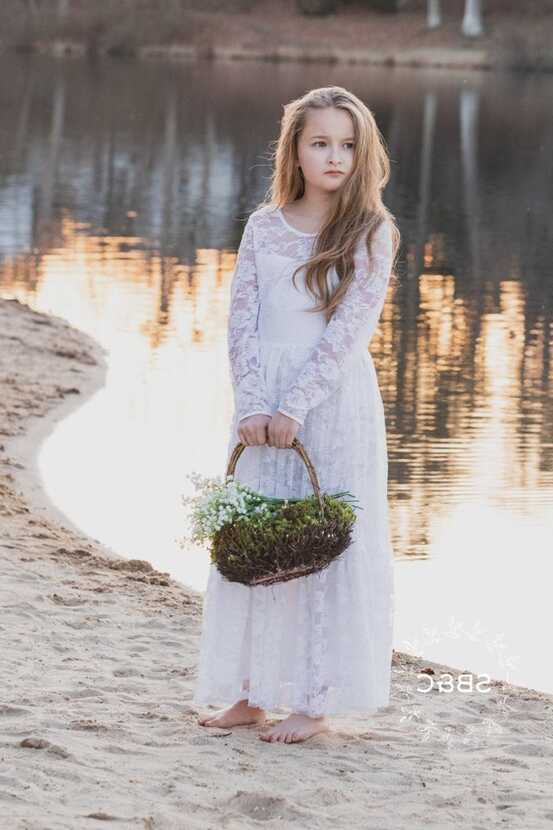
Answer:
[{"left": 225, "top": 438, "right": 325, "bottom": 518}]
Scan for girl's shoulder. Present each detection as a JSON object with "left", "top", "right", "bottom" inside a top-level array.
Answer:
[
  {"left": 246, "top": 203, "right": 279, "bottom": 227},
  {"left": 238, "top": 204, "right": 281, "bottom": 247}
]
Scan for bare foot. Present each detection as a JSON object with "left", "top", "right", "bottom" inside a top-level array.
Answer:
[
  {"left": 259, "top": 712, "right": 330, "bottom": 743},
  {"left": 198, "top": 698, "right": 266, "bottom": 728}
]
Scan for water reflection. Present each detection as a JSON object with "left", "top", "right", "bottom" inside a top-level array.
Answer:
[{"left": 1, "top": 53, "right": 552, "bottom": 693}]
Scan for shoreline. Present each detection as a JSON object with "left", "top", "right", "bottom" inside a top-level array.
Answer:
[
  {"left": 1, "top": 295, "right": 552, "bottom": 827},
  {"left": 0, "top": 296, "right": 202, "bottom": 587},
  {"left": 4, "top": 40, "right": 498, "bottom": 72},
  {"left": 4, "top": 303, "right": 113, "bottom": 549}
]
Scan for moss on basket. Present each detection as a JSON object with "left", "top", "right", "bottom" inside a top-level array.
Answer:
[{"left": 211, "top": 493, "right": 356, "bottom": 586}]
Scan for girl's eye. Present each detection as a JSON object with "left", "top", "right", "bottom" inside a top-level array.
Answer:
[{"left": 313, "top": 141, "right": 355, "bottom": 149}]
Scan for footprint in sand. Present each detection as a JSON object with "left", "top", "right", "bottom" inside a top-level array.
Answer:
[
  {"left": 0, "top": 705, "right": 31, "bottom": 717},
  {"left": 19, "top": 737, "right": 71, "bottom": 758},
  {"left": 225, "top": 791, "right": 307, "bottom": 823}
]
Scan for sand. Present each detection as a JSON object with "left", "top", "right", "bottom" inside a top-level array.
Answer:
[{"left": 1, "top": 295, "right": 553, "bottom": 829}]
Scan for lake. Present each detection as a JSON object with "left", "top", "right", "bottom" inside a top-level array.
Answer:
[{"left": 1, "top": 51, "right": 551, "bottom": 695}]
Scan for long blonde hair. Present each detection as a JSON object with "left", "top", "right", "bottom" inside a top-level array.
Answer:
[{"left": 256, "top": 85, "right": 401, "bottom": 322}]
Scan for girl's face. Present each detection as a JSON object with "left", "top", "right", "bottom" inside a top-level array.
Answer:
[{"left": 296, "top": 107, "right": 355, "bottom": 194}]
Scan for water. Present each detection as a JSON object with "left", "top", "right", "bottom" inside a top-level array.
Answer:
[{"left": 1, "top": 52, "right": 551, "bottom": 694}]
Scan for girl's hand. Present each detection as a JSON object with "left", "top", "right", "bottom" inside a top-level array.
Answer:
[
  {"left": 238, "top": 414, "right": 271, "bottom": 446},
  {"left": 267, "top": 411, "right": 300, "bottom": 449}
]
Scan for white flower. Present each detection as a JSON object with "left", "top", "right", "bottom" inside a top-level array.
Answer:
[{"left": 178, "top": 470, "right": 283, "bottom": 545}]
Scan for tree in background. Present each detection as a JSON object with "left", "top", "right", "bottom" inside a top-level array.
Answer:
[
  {"left": 427, "top": 0, "right": 441, "bottom": 28},
  {"left": 461, "top": 0, "right": 484, "bottom": 36},
  {"left": 427, "top": 0, "right": 484, "bottom": 36},
  {"left": 295, "top": 0, "right": 485, "bottom": 25}
]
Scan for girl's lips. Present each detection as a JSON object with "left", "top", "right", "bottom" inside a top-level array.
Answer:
[{"left": 325, "top": 171, "right": 343, "bottom": 175}]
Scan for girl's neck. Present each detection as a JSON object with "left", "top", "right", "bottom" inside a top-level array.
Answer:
[
  {"left": 283, "top": 195, "right": 338, "bottom": 234},
  {"left": 290, "top": 195, "right": 334, "bottom": 222}
]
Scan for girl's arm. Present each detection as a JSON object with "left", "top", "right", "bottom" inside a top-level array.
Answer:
[
  {"left": 228, "top": 214, "right": 273, "bottom": 423},
  {"left": 277, "top": 218, "right": 394, "bottom": 427}
]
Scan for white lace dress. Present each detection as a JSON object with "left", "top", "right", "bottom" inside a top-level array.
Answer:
[{"left": 192, "top": 203, "right": 395, "bottom": 717}]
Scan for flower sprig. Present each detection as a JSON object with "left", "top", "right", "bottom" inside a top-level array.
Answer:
[
  {"left": 178, "top": 471, "right": 362, "bottom": 549},
  {"left": 179, "top": 472, "right": 275, "bottom": 546}
]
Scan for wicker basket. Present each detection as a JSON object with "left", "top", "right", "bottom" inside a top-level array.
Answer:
[{"left": 211, "top": 437, "right": 357, "bottom": 587}]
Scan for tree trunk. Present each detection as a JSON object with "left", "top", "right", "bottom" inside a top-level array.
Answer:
[
  {"left": 462, "top": 0, "right": 484, "bottom": 37},
  {"left": 427, "top": 0, "right": 442, "bottom": 29}
]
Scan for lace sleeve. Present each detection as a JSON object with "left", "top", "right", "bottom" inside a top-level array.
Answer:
[
  {"left": 227, "top": 214, "right": 273, "bottom": 423},
  {"left": 277, "top": 219, "right": 394, "bottom": 427}
]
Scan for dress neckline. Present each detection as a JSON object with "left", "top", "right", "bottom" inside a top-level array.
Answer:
[{"left": 277, "top": 207, "right": 319, "bottom": 237}]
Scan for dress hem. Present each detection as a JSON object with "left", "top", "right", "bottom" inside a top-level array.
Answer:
[{"left": 192, "top": 687, "right": 392, "bottom": 718}]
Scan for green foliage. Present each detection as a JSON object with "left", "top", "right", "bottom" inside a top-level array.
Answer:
[
  {"left": 295, "top": 0, "right": 406, "bottom": 14},
  {"left": 295, "top": 0, "right": 338, "bottom": 16},
  {"left": 212, "top": 492, "right": 357, "bottom": 586},
  {"left": 367, "top": 0, "right": 407, "bottom": 12}
]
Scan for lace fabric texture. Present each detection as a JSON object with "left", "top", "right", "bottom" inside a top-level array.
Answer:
[{"left": 193, "top": 204, "right": 395, "bottom": 717}]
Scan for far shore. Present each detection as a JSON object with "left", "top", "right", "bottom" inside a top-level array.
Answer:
[
  {"left": 1, "top": 294, "right": 552, "bottom": 827},
  {"left": 1, "top": 4, "right": 552, "bottom": 74}
]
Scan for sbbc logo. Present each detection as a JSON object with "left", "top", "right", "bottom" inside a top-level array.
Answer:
[{"left": 416, "top": 671, "right": 491, "bottom": 694}]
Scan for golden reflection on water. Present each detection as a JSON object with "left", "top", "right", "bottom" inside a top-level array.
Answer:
[{"left": 387, "top": 272, "right": 552, "bottom": 557}]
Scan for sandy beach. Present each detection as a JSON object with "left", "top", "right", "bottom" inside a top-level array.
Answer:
[{"left": 1, "top": 295, "right": 553, "bottom": 828}]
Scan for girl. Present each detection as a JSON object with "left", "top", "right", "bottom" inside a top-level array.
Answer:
[{"left": 194, "top": 85, "right": 400, "bottom": 744}]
